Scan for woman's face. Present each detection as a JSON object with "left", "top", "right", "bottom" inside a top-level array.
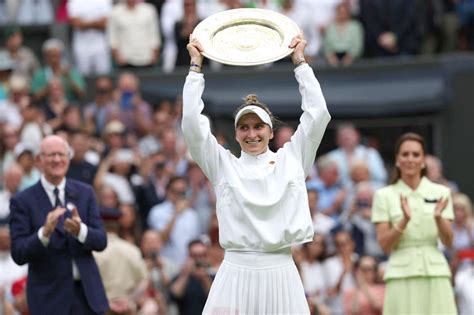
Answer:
[
  {"left": 396, "top": 140, "right": 425, "bottom": 178},
  {"left": 358, "top": 256, "right": 377, "bottom": 284},
  {"left": 235, "top": 113, "right": 273, "bottom": 155}
]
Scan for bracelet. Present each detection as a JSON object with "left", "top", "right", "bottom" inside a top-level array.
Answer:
[
  {"left": 393, "top": 224, "right": 405, "bottom": 234},
  {"left": 294, "top": 58, "right": 307, "bottom": 66},
  {"left": 189, "top": 62, "right": 202, "bottom": 73}
]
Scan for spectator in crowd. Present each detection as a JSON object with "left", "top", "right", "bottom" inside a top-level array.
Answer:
[
  {"left": 30, "top": 38, "right": 86, "bottom": 103},
  {"left": 186, "top": 162, "right": 215, "bottom": 234},
  {"left": 9, "top": 135, "right": 109, "bottom": 314},
  {"left": 454, "top": 251, "right": 474, "bottom": 315},
  {"left": 308, "top": 188, "right": 336, "bottom": 237},
  {"left": 0, "top": 124, "right": 20, "bottom": 177},
  {"left": 0, "top": 25, "right": 40, "bottom": 80},
  {"left": 0, "top": 224, "right": 28, "bottom": 298},
  {"left": 159, "top": 128, "right": 188, "bottom": 176},
  {"left": 449, "top": 193, "right": 474, "bottom": 271},
  {"left": 300, "top": 234, "right": 330, "bottom": 315},
  {"left": 67, "top": 0, "right": 113, "bottom": 76},
  {"left": 270, "top": 125, "right": 294, "bottom": 151},
  {"left": 0, "top": 51, "right": 13, "bottom": 100},
  {"left": 140, "top": 229, "right": 178, "bottom": 313},
  {"left": 10, "top": 275, "right": 28, "bottom": 315},
  {"left": 169, "top": 239, "right": 213, "bottom": 315},
  {"left": 113, "top": 72, "right": 152, "bottom": 137},
  {"left": 324, "top": 2, "right": 364, "bottom": 67},
  {"left": 136, "top": 151, "right": 173, "bottom": 227},
  {"left": 0, "top": 74, "right": 28, "bottom": 129},
  {"left": 174, "top": 0, "right": 201, "bottom": 68},
  {"left": 341, "top": 182, "right": 384, "bottom": 259},
  {"left": 425, "top": 153, "right": 459, "bottom": 192},
  {"left": 138, "top": 108, "right": 172, "bottom": 158},
  {"left": 359, "top": 0, "right": 419, "bottom": 57},
  {"left": 0, "top": 163, "right": 23, "bottom": 221},
  {"left": 147, "top": 176, "right": 200, "bottom": 267},
  {"left": 0, "top": 0, "right": 16, "bottom": 25},
  {"left": 342, "top": 255, "right": 385, "bottom": 315},
  {"left": 18, "top": 101, "right": 47, "bottom": 153},
  {"left": 94, "top": 207, "right": 149, "bottom": 315},
  {"left": 118, "top": 203, "right": 141, "bottom": 245},
  {"left": 307, "top": 155, "right": 347, "bottom": 220},
  {"left": 0, "top": 285, "right": 15, "bottom": 315},
  {"left": 324, "top": 229, "right": 357, "bottom": 315},
  {"left": 84, "top": 76, "right": 118, "bottom": 137},
  {"left": 14, "top": 142, "right": 40, "bottom": 191},
  {"left": 108, "top": 0, "right": 161, "bottom": 68},
  {"left": 41, "top": 77, "right": 69, "bottom": 130},
  {"left": 67, "top": 129, "right": 98, "bottom": 186},
  {"left": 102, "top": 120, "right": 127, "bottom": 155},
  {"left": 328, "top": 123, "right": 387, "bottom": 188},
  {"left": 372, "top": 132, "right": 456, "bottom": 314},
  {"left": 15, "top": 0, "right": 54, "bottom": 25},
  {"left": 94, "top": 149, "right": 138, "bottom": 206}
]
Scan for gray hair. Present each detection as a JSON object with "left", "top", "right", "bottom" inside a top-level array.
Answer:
[{"left": 42, "top": 38, "right": 65, "bottom": 53}]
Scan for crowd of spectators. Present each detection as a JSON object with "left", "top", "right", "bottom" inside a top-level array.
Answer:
[{"left": 0, "top": 0, "right": 473, "bottom": 315}]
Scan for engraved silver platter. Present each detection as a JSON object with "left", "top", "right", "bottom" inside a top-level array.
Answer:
[{"left": 192, "top": 8, "right": 300, "bottom": 66}]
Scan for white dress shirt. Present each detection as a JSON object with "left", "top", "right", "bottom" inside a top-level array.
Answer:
[
  {"left": 37, "top": 175, "right": 87, "bottom": 280},
  {"left": 182, "top": 64, "right": 331, "bottom": 252}
]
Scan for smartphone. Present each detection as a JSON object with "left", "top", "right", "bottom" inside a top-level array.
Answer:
[
  {"left": 115, "top": 149, "right": 134, "bottom": 163},
  {"left": 120, "top": 91, "right": 134, "bottom": 110}
]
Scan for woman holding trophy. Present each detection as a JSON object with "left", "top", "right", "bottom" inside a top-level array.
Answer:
[{"left": 182, "top": 27, "right": 330, "bottom": 313}]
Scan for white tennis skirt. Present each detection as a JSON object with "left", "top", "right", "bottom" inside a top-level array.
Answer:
[{"left": 203, "top": 247, "right": 310, "bottom": 315}]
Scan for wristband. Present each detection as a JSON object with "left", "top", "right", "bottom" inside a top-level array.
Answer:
[
  {"left": 294, "top": 58, "right": 307, "bottom": 66},
  {"left": 189, "top": 62, "right": 202, "bottom": 73}
]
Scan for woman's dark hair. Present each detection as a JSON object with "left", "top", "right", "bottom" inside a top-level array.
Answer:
[
  {"left": 390, "top": 132, "right": 427, "bottom": 184},
  {"left": 234, "top": 94, "right": 282, "bottom": 127}
]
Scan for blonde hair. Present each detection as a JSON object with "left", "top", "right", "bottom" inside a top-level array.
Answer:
[{"left": 453, "top": 193, "right": 473, "bottom": 223}]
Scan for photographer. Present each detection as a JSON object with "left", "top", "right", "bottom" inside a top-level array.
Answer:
[{"left": 169, "top": 239, "right": 213, "bottom": 315}]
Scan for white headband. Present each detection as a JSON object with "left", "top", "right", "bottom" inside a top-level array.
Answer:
[{"left": 234, "top": 105, "right": 273, "bottom": 129}]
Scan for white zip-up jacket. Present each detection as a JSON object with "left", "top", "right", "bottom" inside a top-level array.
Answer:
[{"left": 182, "top": 63, "right": 331, "bottom": 252}]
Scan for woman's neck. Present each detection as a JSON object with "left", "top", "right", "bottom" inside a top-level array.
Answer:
[{"left": 401, "top": 174, "right": 421, "bottom": 190}]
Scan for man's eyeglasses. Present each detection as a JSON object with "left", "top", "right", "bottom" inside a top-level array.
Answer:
[{"left": 41, "top": 152, "right": 68, "bottom": 159}]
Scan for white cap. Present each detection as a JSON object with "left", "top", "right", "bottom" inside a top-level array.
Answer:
[{"left": 234, "top": 105, "right": 273, "bottom": 129}]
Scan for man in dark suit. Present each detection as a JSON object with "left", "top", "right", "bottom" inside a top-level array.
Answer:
[{"left": 9, "top": 135, "right": 109, "bottom": 315}]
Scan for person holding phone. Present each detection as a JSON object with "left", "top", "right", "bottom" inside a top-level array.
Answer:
[
  {"left": 372, "top": 132, "right": 457, "bottom": 314},
  {"left": 182, "top": 33, "right": 331, "bottom": 314}
]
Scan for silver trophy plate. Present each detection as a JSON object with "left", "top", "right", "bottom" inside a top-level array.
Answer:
[{"left": 192, "top": 8, "right": 300, "bottom": 66}]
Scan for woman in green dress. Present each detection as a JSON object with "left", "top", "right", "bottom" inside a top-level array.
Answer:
[{"left": 372, "top": 132, "right": 457, "bottom": 314}]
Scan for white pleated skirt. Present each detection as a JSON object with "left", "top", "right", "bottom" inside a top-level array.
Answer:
[{"left": 203, "top": 248, "right": 310, "bottom": 315}]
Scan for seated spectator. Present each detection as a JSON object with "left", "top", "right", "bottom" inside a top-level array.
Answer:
[
  {"left": 10, "top": 275, "right": 28, "bottom": 315},
  {"left": 324, "top": 230, "right": 357, "bottom": 315},
  {"left": 118, "top": 203, "right": 141, "bottom": 245},
  {"left": 0, "top": 164, "right": 23, "bottom": 221},
  {"left": 324, "top": 2, "right": 364, "bottom": 67},
  {"left": 108, "top": 0, "right": 161, "bottom": 68},
  {"left": 102, "top": 120, "right": 127, "bottom": 155},
  {"left": 340, "top": 182, "right": 384, "bottom": 259},
  {"left": 308, "top": 188, "right": 335, "bottom": 237},
  {"left": 0, "top": 25, "right": 39, "bottom": 80},
  {"left": 41, "top": 77, "right": 69, "bottom": 130},
  {"left": 140, "top": 229, "right": 178, "bottom": 313},
  {"left": 30, "top": 38, "right": 85, "bottom": 103},
  {"left": 84, "top": 76, "right": 118, "bottom": 137},
  {"left": 147, "top": 176, "right": 200, "bottom": 267},
  {"left": 112, "top": 72, "right": 152, "bottom": 137},
  {"left": 270, "top": 125, "right": 294, "bottom": 151},
  {"left": 455, "top": 252, "right": 474, "bottom": 315},
  {"left": 307, "top": 155, "right": 347, "bottom": 221},
  {"left": 343, "top": 255, "right": 385, "bottom": 315},
  {"left": 425, "top": 154, "right": 459, "bottom": 193},
  {"left": 0, "top": 51, "right": 13, "bottom": 100},
  {"left": 328, "top": 123, "right": 387, "bottom": 188},
  {"left": 169, "top": 239, "right": 214, "bottom": 315},
  {"left": 300, "top": 233, "right": 330, "bottom": 315},
  {"left": 449, "top": 193, "right": 474, "bottom": 271},
  {"left": 13, "top": 142, "right": 40, "bottom": 191},
  {"left": 0, "top": 124, "right": 20, "bottom": 176},
  {"left": 93, "top": 207, "right": 149, "bottom": 315},
  {"left": 18, "top": 101, "right": 47, "bottom": 152},
  {"left": 0, "top": 224, "right": 28, "bottom": 301},
  {"left": 66, "top": 129, "right": 98, "bottom": 185},
  {"left": 67, "top": 0, "right": 112, "bottom": 76},
  {"left": 0, "top": 74, "right": 26, "bottom": 129}
]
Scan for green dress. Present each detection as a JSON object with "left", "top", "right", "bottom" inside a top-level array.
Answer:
[{"left": 372, "top": 177, "right": 457, "bottom": 314}]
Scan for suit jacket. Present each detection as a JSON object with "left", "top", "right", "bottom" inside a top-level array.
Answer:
[
  {"left": 9, "top": 178, "right": 109, "bottom": 314},
  {"left": 372, "top": 177, "right": 454, "bottom": 280}
]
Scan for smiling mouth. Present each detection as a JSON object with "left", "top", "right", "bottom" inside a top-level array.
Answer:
[{"left": 245, "top": 140, "right": 261, "bottom": 144}]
